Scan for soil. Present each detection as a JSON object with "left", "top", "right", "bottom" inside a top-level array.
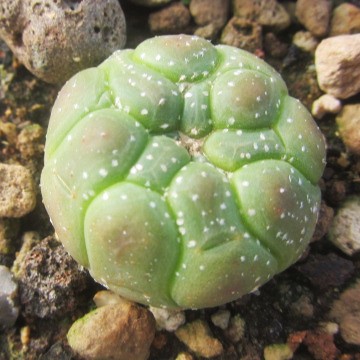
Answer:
[{"left": 1, "top": 1, "right": 360, "bottom": 360}]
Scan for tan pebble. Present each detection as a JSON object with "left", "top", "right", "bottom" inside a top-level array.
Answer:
[
  {"left": 336, "top": 104, "right": 360, "bottom": 155},
  {"left": 175, "top": 319, "right": 223, "bottom": 358},
  {"left": 175, "top": 352, "right": 194, "bottom": 360},
  {"left": 20, "top": 326, "right": 31, "bottom": 348},
  {"left": 293, "top": 31, "right": 319, "bottom": 53},
  {"left": 330, "top": 3, "right": 360, "bottom": 36},
  {"left": 67, "top": 302, "right": 156, "bottom": 360},
  {"left": 295, "top": 0, "right": 331, "bottom": 37},
  {"left": 312, "top": 94, "right": 342, "bottom": 119},
  {"left": 329, "top": 280, "right": 360, "bottom": 345},
  {"left": 315, "top": 35, "right": 360, "bottom": 99},
  {"left": 263, "top": 343, "right": 293, "bottom": 360},
  {"left": 0, "top": 164, "right": 36, "bottom": 218}
]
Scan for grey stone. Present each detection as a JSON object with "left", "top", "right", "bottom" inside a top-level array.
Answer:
[
  {"left": 0, "top": 265, "right": 19, "bottom": 328},
  {"left": 0, "top": 0, "right": 126, "bottom": 83}
]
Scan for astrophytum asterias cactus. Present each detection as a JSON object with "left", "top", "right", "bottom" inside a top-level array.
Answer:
[{"left": 41, "top": 35, "right": 326, "bottom": 309}]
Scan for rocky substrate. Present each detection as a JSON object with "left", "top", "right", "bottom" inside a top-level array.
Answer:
[{"left": 1, "top": 1, "right": 360, "bottom": 359}]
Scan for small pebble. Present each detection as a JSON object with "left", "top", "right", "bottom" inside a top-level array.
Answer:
[
  {"left": 292, "top": 31, "right": 319, "bottom": 53},
  {"left": 220, "top": 17, "right": 262, "bottom": 53},
  {"left": 329, "top": 280, "right": 360, "bottom": 345},
  {"left": 0, "top": 265, "right": 19, "bottom": 328},
  {"left": 211, "top": 309, "right": 231, "bottom": 330},
  {"left": 264, "top": 33, "right": 288, "bottom": 58},
  {"left": 149, "top": 306, "right": 185, "bottom": 332},
  {"left": 14, "top": 235, "right": 90, "bottom": 319},
  {"left": 93, "top": 290, "right": 128, "bottom": 307},
  {"left": 295, "top": 0, "right": 331, "bottom": 37},
  {"left": 176, "top": 353, "right": 194, "bottom": 360},
  {"left": 190, "top": 0, "right": 229, "bottom": 37},
  {"left": 296, "top": 253, "right": 354, "bottom": 289},
  {"left": 0, "top": 218, "right": 20, "bottom": 265},
  {"left": 16, "top": 124, "right": 44, "bottom": 159},
  {"left": 175, "top": 319, "right": 223, "bottom": 358},
  {"left": 312, "top": 94, "right": 342, "bottom": 119},
  {"left": 233, "top": 0, "right": 291, "bottom": 32},
  {"left": 303, "top": 329, "right": 339, "bottom": 359},
  {"left": 336, "top": 104, "right": 360, "bottom": 155},
  {"left": 290, "top": 294, "right": 314, "bottom": 318},
  {"left": 68, "top": 301, "right": 156, "bottom": 360},
  {"left": 315, "top": 34, "right": 360, "bottom": 99},
  {"left": 311, "top": 201, "right": 334, "bottom": 242},
  {"left": 329, "top": 3, "right": 360, "bottom": 36},
  {"left": 0, "top": 163, "right": 36, "bottom": 218},
  {"left": 263, "top": 343, "right": 293, "bottom": 360},
  {"left": 329, "top": 196, "right": 360, "bottom": 255},
  {"left": 225, "top": 314, "right": 246, "bottom": 343},
  {"left": 148, "top": 3, "right": 191, "bottom": 34}
]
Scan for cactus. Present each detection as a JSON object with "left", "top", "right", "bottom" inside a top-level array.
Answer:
[{"left": 41, "top": 35, "right": 326, "bottom": 309}]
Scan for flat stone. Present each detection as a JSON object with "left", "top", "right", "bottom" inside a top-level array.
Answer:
[
  {"left": 330, "top": 3, "right": 360, "bottom": 36},
  {"left": 329, "top": 196, "right": 360, "bottom": 255},
  {"left": 315, "top": 34, "right": 360, "bottom": 99},
  {"left": 295, "top": 0, "right": 331, "bottom": 37},
  {"left": 336, "top": 104, "right": 360, "bottom": 155},
  {"left": 0, "top": 0, "right": 126, "bottom": 83},
  {"left": 0, "top": 163, "right": 36, "bottom": 218},
  {"left": 68, "top": 301, "right": 156, "bottom": 360}
]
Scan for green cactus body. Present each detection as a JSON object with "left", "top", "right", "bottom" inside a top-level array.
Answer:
[{"left": 41, "top": 35, "right": 326, "bottom": 309}]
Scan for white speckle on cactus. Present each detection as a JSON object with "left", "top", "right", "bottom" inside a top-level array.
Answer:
[
  {"left": 187, "top": 240, "right": 196, "bottom": 248},
  {"left": 99, "top": 168, "right": 108, "bottom": 177}
]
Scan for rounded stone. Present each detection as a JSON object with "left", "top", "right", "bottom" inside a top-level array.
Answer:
[
  {"left": 329, "top": 196, "right": 360, "bottom": 256},
  {"left": 67, "top": 301, "right": 156, "bottom": 360},
  {"left": 315, "top": 34, "right": 360, "bottom": 99},
  {"left": 0, "top": 0, "right": 126, "bottom": 83}
]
